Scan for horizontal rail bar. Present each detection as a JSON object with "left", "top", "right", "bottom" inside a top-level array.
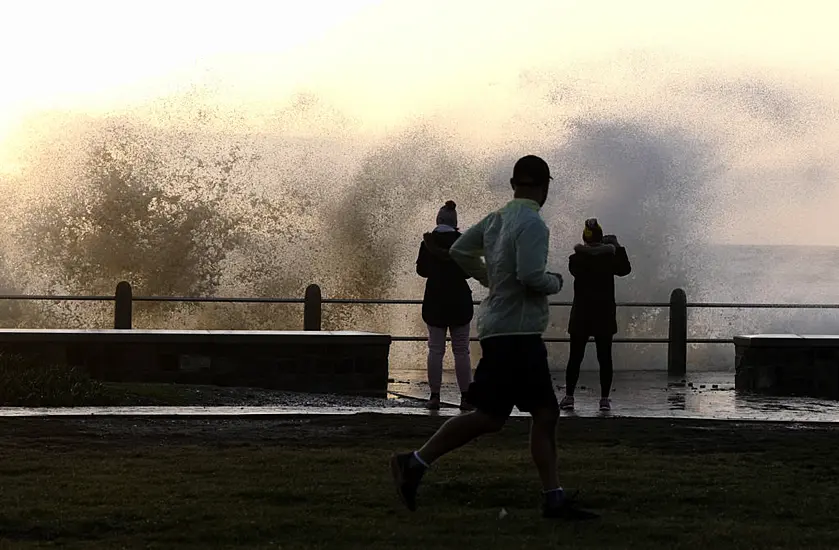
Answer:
[
  {"left": 0, "top": 297, "right": 666, "bottom": 307},
  {"left": 132, "top": 296, "right": 305, "bottom": 304},
  {"left": 392, "top": 336, "right": 672, "bottom": 343},
  {"left": 0, "top": 295, "right": 114, "bottom": 302},
  {"left": 391, "top": 336, "right": 733, "bottom": 344},
  {"left": 331, "top": 300, "right": 839, "bottom": 309},
  {"left": 686, "top": 302, "right": 839, "bottom": 309},
  {"left": 543, "top": 301, "right": 671, "bottom": 308},
  {"left": 323, "top": 298, "right": 423, "bottom": 305},
  {"left": 322, "top": 298, "right": 669, "bottom": 307}
]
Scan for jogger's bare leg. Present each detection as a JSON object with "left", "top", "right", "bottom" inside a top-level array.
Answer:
[
  {"left": 416, "top": 410, "right": 506, "bottom": 465},
  {"left": 530, "top": 406, "right": 560, "bottom": 491}
]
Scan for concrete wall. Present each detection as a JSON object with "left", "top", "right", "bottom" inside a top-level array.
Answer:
[
  {"left": 734, "top": 335, "right": 839, "bottom": 399},
  {"left": 0, "top": 330, "right": 391, "bottom": 398}
]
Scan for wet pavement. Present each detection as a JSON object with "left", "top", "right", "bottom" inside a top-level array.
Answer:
[
  {"left": 1, "top": 369, "right": 839, "bottom": 422},
  {"left": 389, "top": 369, "right": 839, "bottom": 422}
]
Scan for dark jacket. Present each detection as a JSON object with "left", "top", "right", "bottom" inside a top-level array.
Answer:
[
  {"left": 417, "top": 230, "right": 474, "bottom": 328},
  {"left": 567, "top": 243, "right": 632, "bottom": 336}
]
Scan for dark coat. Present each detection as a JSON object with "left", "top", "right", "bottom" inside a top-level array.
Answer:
[
  {"left": 567, "top": 243, "right": 632, "bottom": 336},
  {"left": 416, "top": 230, "right": 474, "bottom": 328}
]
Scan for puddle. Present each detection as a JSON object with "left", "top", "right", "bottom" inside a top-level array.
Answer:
[{"left": 390, "top": 369, "right": 839, "bottom": 423}]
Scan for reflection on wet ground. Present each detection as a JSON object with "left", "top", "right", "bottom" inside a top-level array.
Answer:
[
  {"left": 0, "top": 369, "right": 838, "bottom": 421},
  {"left": 390, "top": 369, "right": 839, "bottom": 422}
]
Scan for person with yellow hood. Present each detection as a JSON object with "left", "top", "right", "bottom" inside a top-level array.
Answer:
[{"left": 560, "top": 218, "right": 632, "bottom": 412}]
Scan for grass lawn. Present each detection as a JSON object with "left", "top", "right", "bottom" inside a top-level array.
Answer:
[{"left": 0, "top": 414, "right": 838, "bottom": 549}]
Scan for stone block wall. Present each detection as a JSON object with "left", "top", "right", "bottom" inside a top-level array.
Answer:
[
  {"left": 0, "top": 331, "right": 392, "bottom": 398},
  {"left": 735, "top": 340, "right": 839, "bottom": 399}
]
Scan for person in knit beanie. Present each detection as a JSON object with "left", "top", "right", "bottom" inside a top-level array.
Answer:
[
  {"left": 560, "top": 218, "right": 631, "bottom": 413},
  {"left": 436, "top": 200, "right": 458, "bottom": 230},
  {"left": 416, "top": 200, "right": 474, "bottom": 411}
]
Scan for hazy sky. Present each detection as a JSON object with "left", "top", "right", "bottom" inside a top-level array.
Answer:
[
  {"left": 1, "top": 0, "right": 838, "bottom": 245},
  {"left": 2, "top": 0, "right": 836, "bottom": 127}
]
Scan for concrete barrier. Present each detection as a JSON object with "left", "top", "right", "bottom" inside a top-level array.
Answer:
[
  {"left": 0, "top": 329, "right": 391, "bottom": 397},
  {"left": 734, "top": 334, "right": 839, "bottom": 399}
]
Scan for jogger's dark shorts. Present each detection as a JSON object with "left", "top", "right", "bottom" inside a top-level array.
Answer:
[{"left": 465, "top": 335, "right": 559, "bottom": 418}]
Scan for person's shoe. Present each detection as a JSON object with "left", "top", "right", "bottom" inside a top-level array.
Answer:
[
  {"left": 599, "top": 398, "right": 611, "bottom": 411},
  {"left": 390, "top": 453, "right": 426, "bottom": 512},
  {"left": 543, "top": 499, "right": 601, "bottom": 520},
  {"left": 459, "top": 393, "right": 474, "bottom": 411},
  {"left": 559, "top": 395, "right": 575, "bottom": 410},
  {"left": 426, "top": 394, "right": 441, "bottom": 410},
  {"left": 542, "top": 491, "right": 600, "bottom": 520}
]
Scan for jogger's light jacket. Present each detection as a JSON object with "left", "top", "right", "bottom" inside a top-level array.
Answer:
[{"left": 449, "top": 198, "right": 562, "bottom": 340}]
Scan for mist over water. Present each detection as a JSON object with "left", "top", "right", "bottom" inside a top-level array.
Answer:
[{"left": 1, "top": 7, "right": 838, "bottom": 371}]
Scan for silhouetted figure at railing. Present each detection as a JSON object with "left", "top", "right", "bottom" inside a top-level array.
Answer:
[
  {"left": 391, "top": 155, "right": 598, "bottom": 521},
  {"left": 560, "top": 219, "right": 632, "bottom": 412},
  {"left": 416, "top": 200, "right": 475, "bottom": 411}
]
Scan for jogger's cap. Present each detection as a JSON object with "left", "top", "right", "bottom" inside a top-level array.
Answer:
[{"left": 512, "top": 155, "right": 552, "bottom": 186}]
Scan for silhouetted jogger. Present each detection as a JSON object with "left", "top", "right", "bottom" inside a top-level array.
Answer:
[{"left": 391, "top": 156, "right": 599, "bottom": 520}]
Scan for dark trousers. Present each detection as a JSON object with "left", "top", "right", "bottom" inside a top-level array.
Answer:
[{"left": 565, "top": 333, "right": 614, "bottom": 398}]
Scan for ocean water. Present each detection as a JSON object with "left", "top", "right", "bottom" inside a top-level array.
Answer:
[{"left": 696, "top": 244, "right": 839, "bottom": 304}]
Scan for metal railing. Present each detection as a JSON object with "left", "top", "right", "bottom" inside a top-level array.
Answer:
[{"left": 2, "top": 281, "right": 839, "bottom": 377}]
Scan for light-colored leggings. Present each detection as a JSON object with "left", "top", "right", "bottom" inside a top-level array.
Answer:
[{"left": 427, "top": 324, "right": 472, "bottom": 394}]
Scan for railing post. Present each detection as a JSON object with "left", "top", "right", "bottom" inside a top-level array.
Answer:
[
  {"left": 114, "top": 281, "right": 133, "bottom": 329},
  {"left": 304, "top": 284, "right": 322, "bottom": 331},
  {"left": 667, "top": 288, "right": 687, "bottom": 376}
]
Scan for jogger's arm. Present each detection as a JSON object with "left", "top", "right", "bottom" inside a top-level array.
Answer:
[
  {"left": 516, "top": 220, "right": 562, "bottom": 295},
  {"left": 449, "top": 217, "right": 489, "bottom": 287}
]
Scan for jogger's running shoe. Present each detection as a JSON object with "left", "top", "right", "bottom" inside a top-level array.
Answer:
[
  {"left": 390, "top": 453, "right": 426, "bottom": 512},
  {"left": 542, "top": 492, "right": 600, "bottom": 520},
  {"left": 599, "top": 398, "right": 611, "bottom": 411},
  {"left": 559, "top": 395, "right": 575, "bottom": 410},
  {"left": 543, "top": 500, "right": 601, "bottom": 520}
]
